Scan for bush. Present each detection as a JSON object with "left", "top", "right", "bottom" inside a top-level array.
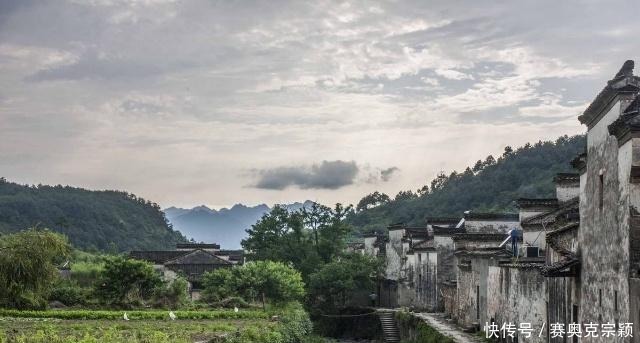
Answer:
[
  {"left": 94, "top": 256, "right": 161, "bottom": 306},
  {"left": 48, "top": 281, "right": 89, "bottom": 306},
  {"left": 152, "top": 276, "right": 189, "bottom": 309},
  {"left": 202, "top": 261, "right": 305, "bottom": 307},
  {"left": 0, "top": 229, "right": 71, "bottom": 309}
]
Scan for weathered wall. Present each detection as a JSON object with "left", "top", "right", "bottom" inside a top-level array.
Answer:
[
  {"left": 556, "top": 184, "right": 580, "bottom": 202},
  {"left": 442, "top": 282, "right": 457, "bottom": 318},
  {"left": 455, "top": 256, "right": 491, "bottom": 328},
  {"left": 363, "top": 236, "right": 378, "bottom": 256},
  {"left": 434, "top": 234, "right": 455, "bottom": 311},
  {"left": 465, "top": 219, "right": 519, "bottom": 233},
  {"left": 580, "top": 100, "right": 631, "bottom": 333},
  {"left": 385, "top": 229, "right": 405, "bottom": 281},
  {"left": 412, "top": 251, "right": 439, "bottom": 310},
  {"left": 486, "top": 266, "right": 547, "bottom": 343}
]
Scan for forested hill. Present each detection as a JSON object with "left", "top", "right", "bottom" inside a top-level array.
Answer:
[
  {"left": 0, "top": 179, "right": 186, "bottom": 252},
  {"left": 347, "top": 134, "right": 586, "bottom": 233}
]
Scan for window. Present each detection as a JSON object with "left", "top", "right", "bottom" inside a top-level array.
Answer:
[
  {"left": 599, "top": 172, "right": 604, "bottom": 210},
  {"left": 598, "top": 289, "right": 603, "bottom": 306},
  {"left": 476, "top": 285, "right": 480, "bottom": 319}
]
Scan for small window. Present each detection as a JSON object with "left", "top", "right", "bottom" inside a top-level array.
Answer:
[
  {"left": 599, "top": 173, "right": 604, "bottom": 210},
  {"left": 599, "top": 289, "right": 602, "bottom": 307}
]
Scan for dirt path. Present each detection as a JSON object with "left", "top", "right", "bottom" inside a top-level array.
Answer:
[{"left": 413, "top": 312, "right": 485, "bottom": 343}]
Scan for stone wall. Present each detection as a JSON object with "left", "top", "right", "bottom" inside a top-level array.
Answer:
[
  {"left": 486, "top": 265, "right": 547, "bottom": 343},
  {"left": 579, "top": 100, "right": 631, "bottom": 331},
  {"left": 455, "top": 256, "right": 492, "bottom": 328}
]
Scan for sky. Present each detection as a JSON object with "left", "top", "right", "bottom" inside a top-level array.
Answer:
[{"left": 0, "top": 0, "right": 638, "bottom": 209}]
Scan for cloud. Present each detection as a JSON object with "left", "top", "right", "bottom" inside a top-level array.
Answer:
[
  {"left": 380, "top": 167, "right": 399, "bottom": 181},
  {"left": 25, "top": 51, "right": 195, "bottom": 82},
  {"left": 253, "top": 160, "right": 359, "bottom": 190}
]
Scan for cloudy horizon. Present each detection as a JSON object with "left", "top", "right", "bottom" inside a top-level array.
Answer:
[{"left": 1, "top": 0, "right": 638, "bottom": 209}]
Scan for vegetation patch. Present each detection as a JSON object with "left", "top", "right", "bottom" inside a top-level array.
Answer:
[{"left": 395, "top": 311, "right": 456, "bottom": 343}]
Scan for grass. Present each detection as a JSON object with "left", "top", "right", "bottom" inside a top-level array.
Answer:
[
  {"left": 0, "top": 308, "right": 269, "bottom": 320},
  {"left": 0, "top": 305, "right": 313, "bottom": 343},
  {"left": 0, "top": 317, "right": 268, "bottom": 343}
]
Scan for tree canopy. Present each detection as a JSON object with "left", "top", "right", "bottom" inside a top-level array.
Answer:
[
  {"left": 202, "top": 261, "right": 305, "bottom": 307},
  {"left": 0, "top": 179, "right": 186, "bottom": 251},
  {"left": 348, "top": 135, "right": 586, "bottom": 232},
  {"left": 241, "top": 203, "right": 351, "bottom": 279},
  {"left": 0, "top": 229, "right": 71, "bottom": 309}
]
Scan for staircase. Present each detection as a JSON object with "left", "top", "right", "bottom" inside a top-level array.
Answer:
[{"left": 378, "top": 310, "right": 400, "bottom": 343}]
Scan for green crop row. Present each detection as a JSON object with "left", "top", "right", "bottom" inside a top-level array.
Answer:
[{"left": 0, "top": 309, "right": 269, "bottom": 321}]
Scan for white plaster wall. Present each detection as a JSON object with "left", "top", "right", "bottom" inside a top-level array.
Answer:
[
  {"left": 434, "top": 235, "right": 454, "bottom": 248},
  {"left": 556, "top": 185, "right": 580, "bottom": 202}
]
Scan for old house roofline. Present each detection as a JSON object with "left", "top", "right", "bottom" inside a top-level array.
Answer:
[
  {"left": 541, "top": 254, "right": 580, "bottom": 277},
  {"left": 521, "top": 198, "right": 579, "bottom": 228},
  {"left": 387, "top": 223, "right": 405, "bottom": 231},
  {"left": 425, "top": 216, "right": 460, "bottom": 225},
  {"left": 546, "top": 221, "right": 579, "bottom": 238},
  {"left": 452, "top": 233, "right": 514, "bottom": 242},
  {"left": 176, "top": 243, "right": 221, "bottom": 250},
  {"left": 498, "top": 258, "right": 545, "bottom": 269},
  {"left": 464, "top": 212, "right": 519, "bottom": 221},
  {"left": 608, "top": 94, "right": 640, "bottom": 144},
  {"left": 363, "top": 231, "right": 381, "bottom": 238},
  {"left": 554, "top": 173, "right": 580, "bottom": 184},
  {"left": 570, "top": 152, "right": 587, "bottom": 174},
  {"left": 164, "top": 248, "right": 232, "bottom": 266},
  {"left": 579, "top": 60, "right": 640, "bottom": 128},
  {"left": 129, "top": 250, "right": 189, "bottom": 264},
  {"left": 411, "top": 239, "right": 435, "bottom": 251},
  {"left": 432, "top": 225, "right": 465, "bottom": 235},
  {"left": 516, "top": 198, "right": 559, "bottom": 209},
  {"left": 454, "top": 247, "right": 510, "bottom": 257}
]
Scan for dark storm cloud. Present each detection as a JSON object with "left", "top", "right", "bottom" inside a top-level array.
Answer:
[{"left": 254, "top": 160, "right": 359, "bottom": 190}]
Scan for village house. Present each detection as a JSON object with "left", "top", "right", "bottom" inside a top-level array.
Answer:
[
  {"left": 577, "top": 59, "right": 640, "bottom": 341},
  {"left": 130, "top": 243, "right": 243, "bottom": 300}
]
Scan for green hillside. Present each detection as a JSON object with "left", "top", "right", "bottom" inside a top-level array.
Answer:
[
  {"left": 348, "top": 134, "right": 586, "bottom": 232},
  {"left": 0, "top": 179, "right": 186, "bottom": 251}
]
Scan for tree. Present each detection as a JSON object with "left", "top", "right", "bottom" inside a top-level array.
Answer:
[
  {"left": 307, "top": 253, "right": 381, "bottom": 313},
  {"left": 202, "top": 261, "right": 304, "bottom": 309},
  {"left": 356, "top": 192, "right": 390, "bottom": 211},
  {"left": 242, "top": 203, "right": 352, "bottom": 278},
  {"left": 95, "top": 256, "right": 161, "bottom": 305},
  {"left": 0, "top": 229, "right": 71, "bottom": 309},
  {"left": 394, "top": 190, "right": 417, "bottom": 201}
]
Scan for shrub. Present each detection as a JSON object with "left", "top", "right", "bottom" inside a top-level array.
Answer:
[
  {"left": 48, "top": 281, "right": 89, "bottom": 306},
  {"left": 202, "top": 261, "right": 305, "bottom": 307},
  {"left": 152, "top": 276, "right": 189, "bottom": 309},
  {"left": 94, "top": 256, "right": 161, "bottom": 306},
  {"left": 0, "top": 229, "right": 71, "bottom": 309}
]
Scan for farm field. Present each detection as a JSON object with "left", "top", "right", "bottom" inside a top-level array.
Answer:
[{"left": 0, "top": 309, "right": 306, "bottom": 343}]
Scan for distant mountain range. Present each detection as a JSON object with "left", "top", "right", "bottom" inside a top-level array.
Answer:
[{"left": 164, "top": 201, "right": 314, "bottom": 249}]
